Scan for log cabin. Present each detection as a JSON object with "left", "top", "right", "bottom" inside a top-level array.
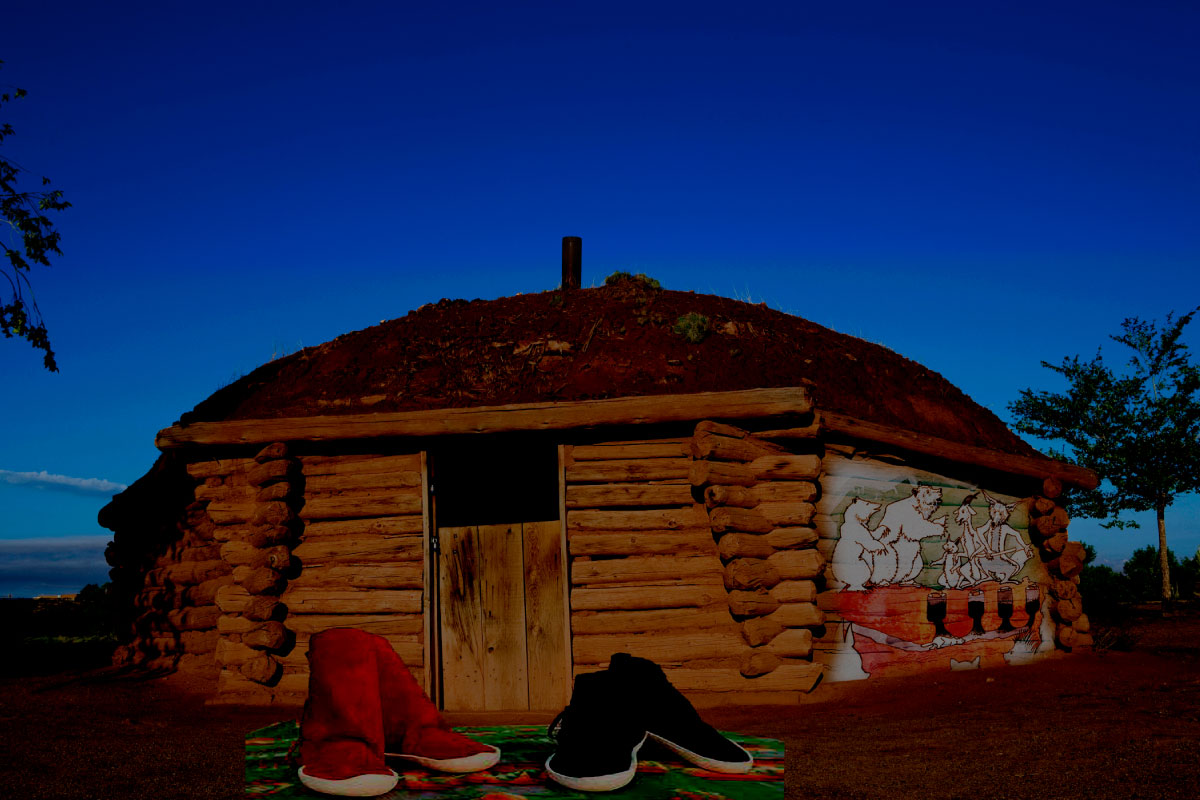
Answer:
[{"left": 99, "top": 255, "right": 1097, "bottom": 708}]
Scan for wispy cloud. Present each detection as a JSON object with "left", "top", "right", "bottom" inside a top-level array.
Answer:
[
  {"left": 0, "top": 535, "right": 111, "bottom": 597},
  {"left": 0, "top": 469, "right": 127, "bottom": 496}
]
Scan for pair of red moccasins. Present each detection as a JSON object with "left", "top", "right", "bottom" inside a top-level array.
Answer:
[{"left": 297, "top": 627, "right": 500, "bottom": 796}]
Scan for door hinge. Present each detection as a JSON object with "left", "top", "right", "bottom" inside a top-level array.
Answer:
[{"left": 430, "top": 534, "right": 440, "bottom": 554}]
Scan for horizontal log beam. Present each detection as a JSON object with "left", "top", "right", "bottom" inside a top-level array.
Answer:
[
  {"left": 820, "top": 411, "right": 1099, "bottom": 489},
  {"left": 567, "top": 531, "right": 716, "bottom": 557},
  {"left": 300, "top": 454, "right": 422, "bottom": 476},
  {"left": 565, "top": 483, "right": 695, "bottom": 509},
  {"left": 748, "top": 454, "right": 822, "bottom": 480},
  {"left": 764, "top": 527, "right": 819, "bottom": 549},
  {"left": 568, "top": 508, "right": 706, "bottom": 532},
  {"left": 570, "top": 607, "right": 732, "bottom": 636},
  {"left": 281, "top": 636, "right": 423, "bottom": 668},
  {"left": 763, "top": 627, "right": 814, "bottom": 658},
  {"left": 292, "top": 533, "right": 423, "bottom": 563},
  {"left": 289, "top": 562, "right": 424, "bottom": 590},
  {"left": 709, "top": 507, "right": 774, "bottom": 534},
  {"left": 570, "top": 555, "right": 721, "bottom": 585},
  {"left": 280, "top": 589, "right": 423, "bottom": 614},
  {"left": 690, "top": 432, "right": 783, "bottom": 462},
  {"left": 304, "top": 471, "right": 422, "bottom": 493},
  {"left": 765, "top": 602, "right": 824, "bottom": 629},
  {"left": 156, "top": 388, "right": 812, "bottom": 448},
  {"left": 572, "top": 631, "right": 743, "bottom": 665},
  {"left": 565, "top": 459, "right": 691, "bottom": 483},
  {"left": 770, "top": 580, "right": 817, "bottom": 604},
  {"left": 302, "top": 516, "right": 423, "bottom": 538},
  {"left": 186, "top": 458, "right": 254, "bottom": 479},
  {"left": 768, "top": 549, "right": 825, "bottom": 579},
  {"left": 689, "top": 461, "right": 756, "bottom": 487},
  {"left": 570, "top": 442, "right": 688, "bottom": 460},
  {"left": 299, "top": 492, "right": 422, "bottom": 521},
  {"left": 569, "top": 583, "right": 725, "bottom": 611},
  {"left": 283, "top": 614, "right": 423, "bottom": 636},
  {"left": 704, "top": 482, "right": 819, "bottom": 508}
]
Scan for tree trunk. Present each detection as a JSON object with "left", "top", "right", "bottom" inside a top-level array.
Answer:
[{"left": 1158, "top": 497, "right": 1171, "bottom": 614}]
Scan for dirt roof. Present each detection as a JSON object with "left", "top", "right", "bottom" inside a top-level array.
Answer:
[{"left": 181, "top": 278, "right": 1035, "bottom": 456}]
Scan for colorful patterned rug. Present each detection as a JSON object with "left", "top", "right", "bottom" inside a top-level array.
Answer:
[{"left": 246, "top": 721, "right": 784, "bottom": 799}]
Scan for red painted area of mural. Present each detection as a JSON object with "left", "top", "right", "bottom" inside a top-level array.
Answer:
[
  {"left": 824, "top": 584, "right": 1041, "bottom": 645},
  {"left": 851, "top": 636, "right": 1020, "bottom": 677},
  {"left": 816, "top": 583, "right": 1048, "bottom": 679}
]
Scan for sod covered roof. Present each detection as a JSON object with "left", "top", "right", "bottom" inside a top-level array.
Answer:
[{"left": 181, "top": 278, "right": 1035, "bottom": 456}]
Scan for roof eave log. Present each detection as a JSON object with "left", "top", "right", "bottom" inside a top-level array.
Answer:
[{"left": 155, "top": 387, "right": 813, "bottom": 448}]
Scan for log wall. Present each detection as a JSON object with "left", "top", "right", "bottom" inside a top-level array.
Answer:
[
  {"left": 102, "top": 454, "right": 228, "bottom": 670},
  {"left": 196, "top": 447, "right": 428, "bottom": 704},
  {"left": 565, "top": 424, "right": 825, "bottom": 704},
  {"left": 277, "top": 451, "right": 427, "bottom": 701}
]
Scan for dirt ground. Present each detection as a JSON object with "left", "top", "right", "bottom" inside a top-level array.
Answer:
[{"left": 1, "top": 612, "right": 1197, "bottom": 800}]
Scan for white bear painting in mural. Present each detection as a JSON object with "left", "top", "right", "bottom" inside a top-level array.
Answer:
[
  {"left": 874, "top": 486, "right": 948, "bottom": 585},
  {"left": 833, "top": 486, "right": 948, "bottom": 590},
  {"left": 831, "top": 497, "right": 886, "bottom": 591}
]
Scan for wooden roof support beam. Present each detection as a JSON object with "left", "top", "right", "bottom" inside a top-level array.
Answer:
[
  {"left": 816, "top": 411, "right": 1099, "bottom": 490},
  {"left": 156, "top": 387, "right": 812, "bottom": 449}
]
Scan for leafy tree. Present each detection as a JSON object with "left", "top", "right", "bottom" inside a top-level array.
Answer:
[
  {"left": 1010, "top": 309, "right": 1200, "bottom": 610},
  {"left": 1, "top": 59, "right": 70, "bottom": 371},
  {"left": 1121, "top": 545, "right": 1200, "bottom": 602}
]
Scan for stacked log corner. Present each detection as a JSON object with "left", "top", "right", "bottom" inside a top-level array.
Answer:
[
  {"left": 101, "top": 453, "right": 227, "bottom": 670},
  {"left": 1027, "top": 477, "right": 1093, "bottom": 650},
  {"left": 203, "top": 443, "right": 301, "bottom": 702},
  {"left": 691, "top": 420, "right": 826, "bottom": 694}
]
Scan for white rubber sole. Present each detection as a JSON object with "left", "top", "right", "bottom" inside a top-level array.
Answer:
[
  {"left": 384, "top": 743, "right": 501, "bottom": 773},
  {"left": 297, "top": 765, "right": 399, "bottom": 797},
  {"left": 647, "top": 732, "right": 754, "bottom": 773},
  {"left": 544, "top": 733, "right": 646, "bottom": 792}
]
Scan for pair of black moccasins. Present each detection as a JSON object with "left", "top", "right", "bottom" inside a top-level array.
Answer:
[{"left": 545, "top": 653, "right": 753, "bottom": 792}]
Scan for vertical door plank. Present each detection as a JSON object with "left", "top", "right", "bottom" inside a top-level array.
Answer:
[
  {"left": 479, "top": 523, "right": 529, "bottom": 710},
  {"left": 439, "top": 526, "right": 484, "bottom": 711},
  {"left": 524, "top": 519, "right": 571, "bottom": 711}
]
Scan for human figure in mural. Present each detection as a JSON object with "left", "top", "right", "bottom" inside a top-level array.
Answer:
[
  {"left": 874, "top": 486, "right": 948, "bottom": 585},
  {"left": 972, "top": 490, "right": 1032, "bottom": 582},
  {"left": 953, "top": 492, "right": 988, "bottom": 585},
  {"left": 831, "top": 497, "right": 887, "bottom": 591}
]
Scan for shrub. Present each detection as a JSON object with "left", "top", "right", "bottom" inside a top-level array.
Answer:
[
  {"left": 605, "top": 271, "right": 661, "bottom": 289},
  {"left": 673, "top": 312, "right": 711, "bottom": 344}
]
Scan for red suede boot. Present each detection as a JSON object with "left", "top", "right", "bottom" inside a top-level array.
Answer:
[
  {"left": 297, "top": 628, "right": 399, "bottom": 797},
  {"left": 372, "top": 634, "right": 501, "bottom": 773}
]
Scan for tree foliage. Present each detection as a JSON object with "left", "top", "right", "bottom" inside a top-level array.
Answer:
[
  {"left": 1, "top": 59, "right": 69, "bottom": 372},
  {"left": 1009, "top": 309, "right": 1200, "bottom": 605}
]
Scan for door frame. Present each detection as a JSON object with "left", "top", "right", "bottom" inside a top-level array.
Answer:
[{"left": 423, "top": 444, "right": 573, "bottom": 711}]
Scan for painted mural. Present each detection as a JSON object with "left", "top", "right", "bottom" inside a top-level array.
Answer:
[{"left": 815, "top": 454, "right": 1056, "bottom": 681}]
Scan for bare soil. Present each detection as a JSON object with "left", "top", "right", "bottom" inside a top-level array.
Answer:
[{"left": 2, "top": 611, "right": 1197, "bottom": 800}]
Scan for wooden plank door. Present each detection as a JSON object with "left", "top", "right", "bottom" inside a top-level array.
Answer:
[
  {"left": 438, "top": 521, "right": 569, "bottom": 711},
  {"left": 522, "top": 519, "right": 570, "bottom": 711}
]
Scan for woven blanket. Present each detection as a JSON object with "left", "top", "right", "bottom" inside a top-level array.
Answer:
[{"left": 246, "top": 721, "right": 784, "bottom": 799}]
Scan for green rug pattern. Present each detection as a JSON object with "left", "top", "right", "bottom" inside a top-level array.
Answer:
[{"left": 246, "top": 721, "right": 784, "bottom": 799}]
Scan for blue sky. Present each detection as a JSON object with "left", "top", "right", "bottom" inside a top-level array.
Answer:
[{"left": 1, "top": 2, "right": 1197, "bottom": 596}]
